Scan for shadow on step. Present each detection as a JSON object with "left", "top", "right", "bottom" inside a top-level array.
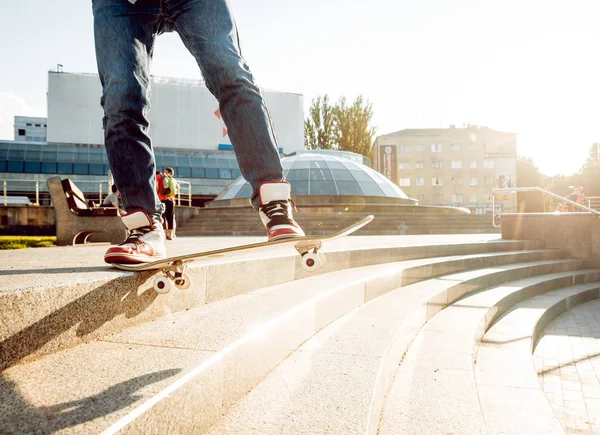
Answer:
[
  {"left": 0, "top": 369, "right": 181, "bottom": 433},
  {"left": 0, "top": 275, "right": 158, "bottom": 371}
]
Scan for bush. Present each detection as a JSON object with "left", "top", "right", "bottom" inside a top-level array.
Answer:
[{"left": 0, "top": 236, "right": 56, "bottom": 250}]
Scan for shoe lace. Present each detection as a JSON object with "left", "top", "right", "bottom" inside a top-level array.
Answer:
[
  {"left": 260, "top": 200, "right": 296, "bottom": 220},
  {"left": 123, "top": 226, "right": 152, "bottom": 245}
]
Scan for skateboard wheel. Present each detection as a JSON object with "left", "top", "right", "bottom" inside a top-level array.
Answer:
[
  {"left": 301, "top": 252, "right": 322, "bottom": 272},
  {"left": 174, "top": 273, "right": 191, "bottom": 290},
  {"left": 317, "top": 252, "right": 326, "bottom": 269},
  {"left": 153, "top": 276, "right": 172, "bottom": 294}
]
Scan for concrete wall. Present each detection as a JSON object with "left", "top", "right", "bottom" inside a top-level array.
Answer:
[{"left": 501, "top": 213, "right": 600, "bottom": 260}]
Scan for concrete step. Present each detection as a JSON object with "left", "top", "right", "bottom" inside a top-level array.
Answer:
[
  {"left": 206, "top": 266, "right": 600, "bottom": 434},
  {"left": 1, "top": 249, "right": 571, "bottom": 433},
  {"left": 0, "top": 237, "right": 534, "bottom": 370},
  {"left": 378, "top": 272, "right": 600, "bottom": 435},
  {"left": 475, "top": 284, "right": 600, "bottom": 434}
]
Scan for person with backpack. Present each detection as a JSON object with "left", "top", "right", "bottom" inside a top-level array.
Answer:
[
  {"left": 160, "top": 167, "right": 178, "bottom": 241},
  {"left": 96, "top": 0, "right": 305, "bottom": 264}
]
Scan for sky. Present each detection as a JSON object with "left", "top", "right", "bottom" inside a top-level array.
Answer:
[{"left": 1, "top": 0, "right": 600, "bottom": 176}]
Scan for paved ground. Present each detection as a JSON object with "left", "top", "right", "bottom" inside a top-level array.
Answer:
[{"left": 534, "top": 299, "right": 600, "bottom": 435}]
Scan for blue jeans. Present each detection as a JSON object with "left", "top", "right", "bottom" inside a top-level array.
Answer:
[{"left": 92, "top": 0, "right": 283, "bottom": 216}]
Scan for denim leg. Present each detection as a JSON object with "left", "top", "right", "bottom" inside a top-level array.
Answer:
[
  {"left": 166, "top": 0, "right": 284, "bottom": 210},
  {"left": 92, "top": 0, "right": 163, "bottom": 218}
]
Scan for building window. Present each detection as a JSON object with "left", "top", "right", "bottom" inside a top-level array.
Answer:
[
  {"left": 432, "top": 177, "right": 443, "bottom": 186},
  {"left": 416, "top": 161, "right": 424, "bottom": 169},
  {"left": 18, "top": 129, "right": 25, "bottom": 136},
  {"left": 484, "top": 159, "right": 495, "bottom": 168},
  {"left": 452, "top": 177, "right": 463, "bottom": 186},
  {"left": 471, "top": 194, "right": 478, "bottom": 202},
  {"left": 399, "top": 144, "right": 410, "bottom": 153},
  {"left": 431, "top": 143, "right": 442, "bottom": 152},
  {"left": 450, "top": 143, "right": 461, "bottom": 152},
  {"left": 26, "top": 123, "right": 32, "bottom": 127},
  {"left": 451, "top": 160, "right": 462, "bottom": 169},
  {"left": 41, "top": 162, "right": 57, "bottom": 174},
  {"left": 26, "top": 136, "right": 32, "bottom": 141},
  {"left": 452, "top": 194, "right": 463, "bottom": 203},
  {"left": 469, "top": 143, "right": 477, "bottom": 151},
  {"left": 399, "top": 161, "right": 410, "bottom": 169},
  {"left": 416, "top": 144, "right": 424, "bottom": 152},
  {"left": 399, "top": 178, "right": 411, "bottom": 187},
  {"left": 35, "top": 124, "right": 41, "bottom": 127},
  {"left": 432, "top": 160, "right": 442, "bottom": 169},
  {"left": 485, "top": 177, "right": 495, "bottom": 186},
  {"left": 483, "top": 194, "right": 493, "bottom": 202},
  {"left": 470, "top": 160, "right": 477, "bottom": 168},
  {"left": 24, "top": 162, "right": 41, "bottom": 173},
  {"left": 416, "top": 177, "right": 425, "bottom": 186},
  {"left": 470, "top": 177, "right": 478, "bottom": 186},
  {"left": 7, "top": 161, "right": 24, "bottom": 172}
]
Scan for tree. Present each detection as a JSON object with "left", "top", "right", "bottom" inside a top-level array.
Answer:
[
  {"left": 304, "top": 95, "right": 336, "bottom": 150},
  {"left": 516, "top": 156, "right": 544, "bottom": 212},
  {"left": 334, "top": 95, "right": 376, "bottom": 160}
]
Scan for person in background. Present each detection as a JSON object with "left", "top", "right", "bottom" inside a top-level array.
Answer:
[
  {"left": 160, "top": 167, "right": 178, "bottom": 240},
  {"left": 102, "top": 184, "right": 126, "bottom": 214}
]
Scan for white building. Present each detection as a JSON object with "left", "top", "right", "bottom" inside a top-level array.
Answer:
[
  {"left": 46, "top": 71, "right": 304, "bottom": 154},
  {"left": 14, "top": 116, "right": 47, "bottom": 142}
]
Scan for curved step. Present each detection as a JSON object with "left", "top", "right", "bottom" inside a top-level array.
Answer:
[
  {"left": 205, "top": 263, "right": 597, "bottom": 434},
  {"left": 533, "top": 300, "right": 600, "bottom": 433},
  {"left": 378, "top": 270, "right": 600, "bottom": 435},
  {"left": 475, "top": 284, "right": 600, "bottom": 434},
  {"left": 0, "top": 252, "right": 576, "bottom": 433}
]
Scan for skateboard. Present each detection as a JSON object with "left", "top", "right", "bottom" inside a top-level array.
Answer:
[{"left": 112, "top": 215, "right": 374, "bottom": 294}]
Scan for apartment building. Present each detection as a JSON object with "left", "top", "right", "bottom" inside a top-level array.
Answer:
[{"left": 372, "top": 125, "right": 517, "bottom": 214}]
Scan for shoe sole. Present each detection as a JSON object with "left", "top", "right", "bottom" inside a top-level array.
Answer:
[{"left": 104, "top": 253, "right": 166, "bottom": 265}]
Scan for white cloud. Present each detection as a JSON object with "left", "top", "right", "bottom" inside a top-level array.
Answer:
[{"left": 0, "top": 92, "right": 38, "bottom": 140}]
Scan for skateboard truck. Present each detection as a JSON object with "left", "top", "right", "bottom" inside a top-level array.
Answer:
[
  {"left": 153, "top": 260, "right": 191, "bottom": 294},
  {"left": 295, "top": 239, "right": 326, "bottom": 272}
]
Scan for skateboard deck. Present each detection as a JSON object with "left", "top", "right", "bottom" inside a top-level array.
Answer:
[{"left": 112, "top": 215, "right": 373, "bottom": 293}]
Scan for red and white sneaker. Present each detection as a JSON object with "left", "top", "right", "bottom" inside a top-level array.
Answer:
[
  {"left": 104, "top": 210, "right": 166, "bottom": 264},
  {"left": 258, "top": 182, "right": 305, "bottom": 241}
]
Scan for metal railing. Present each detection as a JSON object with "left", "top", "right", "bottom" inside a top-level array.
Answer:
[
  {"left": 492, "top": 187, "right": 600, "bottom": 229},
  {"left": 2, "top": 178, "right": 194, "bottom": 207},
  {"left": 2, "top": 179, "right": 110, "bottom": 206},
  {"left": 176, "top": 180, "right": 192, "bottom": 207},
  {"left": 587, "top": 196, "right": 600, "bottom": 210}
]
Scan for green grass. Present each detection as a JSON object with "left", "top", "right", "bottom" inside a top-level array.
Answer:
[{"left": 0, "top": 236, "right": 56, "bottom": 250}]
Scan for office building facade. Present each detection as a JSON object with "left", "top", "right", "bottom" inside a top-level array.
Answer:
[{"left": 373, "top": 126, "right": 517, "bottom": 214}]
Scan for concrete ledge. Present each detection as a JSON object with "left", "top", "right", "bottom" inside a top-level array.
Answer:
[
  {"left": 0, "top": 239, "right": 543, "bottom": 370},
  {"left": 502, "top": 212, "right": 600, "bottom": 260}
]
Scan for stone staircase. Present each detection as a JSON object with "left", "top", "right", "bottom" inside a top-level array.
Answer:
[
  {"left": 1, "top": 234, "right": 599, "bottom": 434},
  {"left": 177, "top": 207, "right": 497, "bottom": 236}
]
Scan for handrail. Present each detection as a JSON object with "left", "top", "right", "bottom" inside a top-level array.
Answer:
[{"left": 492, "top": 187, "right": 600, "bottom": 229}]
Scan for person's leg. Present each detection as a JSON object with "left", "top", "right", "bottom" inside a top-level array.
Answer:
[
  {"left": 164, "top": 200, "right": 174, "bottom": 239},
  {"left": 93, "top": 0, "right": 162, "bottom": 215},
  {"left": 93, "top": 0, "right": 167, "bottom": 263},
  {"left": 167, "top": 0, "right": 304, "bottom": 240}
]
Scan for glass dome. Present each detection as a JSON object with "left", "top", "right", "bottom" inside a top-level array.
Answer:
[{"left": 215, "top": 153, "right": 410, "bottom": 200}]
